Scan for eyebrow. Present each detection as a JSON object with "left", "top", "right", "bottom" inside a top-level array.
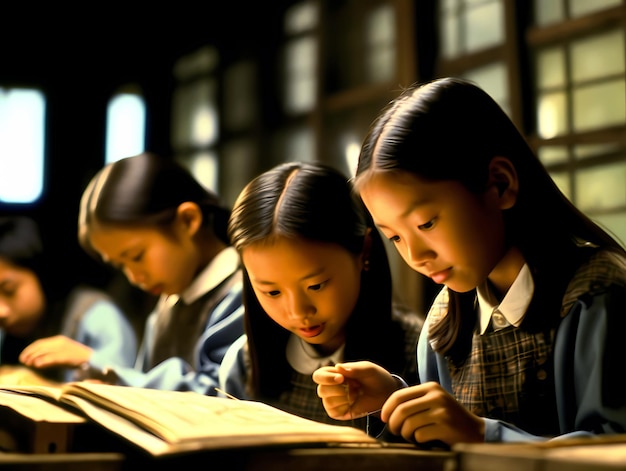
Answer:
[
  {"left": 374, "top": 196, "right": 429, "bottom": 231},
  {"left": 251, "top": 267, "right": 326, "bottom": 286}
]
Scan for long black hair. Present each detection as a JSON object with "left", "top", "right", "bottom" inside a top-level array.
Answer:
[
  {"left": 355, "top": 77, "right": 625, "bottom": 365},
  {"left": 78, "top": 152, "right": 231, "bottom": 259},
  {"left": 228, "top": 161, "right": 406, "bottom": 399}
]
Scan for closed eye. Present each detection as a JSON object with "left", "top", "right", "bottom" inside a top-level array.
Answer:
[
  {"left": 418, "top": 217, "right": 436, "bottom": 231},
  {"left": 308, "top": 281, "right": 328, "bottom": 291},
  {"left": 131, "top": 251, "right": 144, "bottom": 262}
]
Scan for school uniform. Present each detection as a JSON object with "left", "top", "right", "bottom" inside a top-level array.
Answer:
[
  {"left": 219, "top": 305, "right": 421, "bottom": 434},
  {"left": 417, "top": 249, "right": 626, "bottom": 442},
  {"left": 90, "top": 246, "right": 244, "bottom": 394}
]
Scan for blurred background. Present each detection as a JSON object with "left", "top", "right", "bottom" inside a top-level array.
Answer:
[{"left": 1, "top": 0, "right": 625, "bottom": 323}]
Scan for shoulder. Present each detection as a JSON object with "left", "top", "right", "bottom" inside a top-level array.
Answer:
[{"left": 562, "top": 249, "right": 626, "bottom": 314}]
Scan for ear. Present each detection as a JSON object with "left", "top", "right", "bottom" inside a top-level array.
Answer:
[
  {"left": 487, "top": 156, "right": 518, "bottom": 210},
  {"left": 175, "top": 202, "right": 203, "bottom": 236}
]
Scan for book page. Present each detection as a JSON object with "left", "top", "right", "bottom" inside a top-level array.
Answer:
[
  {"left": 0, "top": 381, "right": 378, "bottom": 455},
  {"left": 0, "top": 390, "right": 84, "bottom": 423},
  {"left": 60, "top": 382, "right": 376, "bottom": 446}
]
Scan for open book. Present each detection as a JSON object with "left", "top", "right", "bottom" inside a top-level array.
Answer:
[{"left": 0, "top": 382, "right": 377, "bottom": 456}]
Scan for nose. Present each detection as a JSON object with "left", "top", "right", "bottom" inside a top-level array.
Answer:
[
  {"left": 0, "top": 301, "right": 9, "bottom": 318},
  {"left": 286, "top": 292, "right": 316, "bottom": 321},
  {"left": 123, "top": 266, "right": 147, "bottom": 287},
  {"left": 403, "top": 233, "right": 435, "bottom": 269}
]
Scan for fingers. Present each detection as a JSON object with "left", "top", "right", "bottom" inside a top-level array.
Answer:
[
  {"left": 381, "top": 382, "right": 485, "bottom": 446},
  {"left": 312, "top": 366, "right": 345, "bottom": 385},
  {"left": 20, "top": 335, "right": 89, "bottom": 368}
]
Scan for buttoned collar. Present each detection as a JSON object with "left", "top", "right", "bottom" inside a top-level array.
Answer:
[
  {"left": 477, "top": 263, "right": 534, "bottom": 334},
  {"left": 286, "top": 333, "right": 345, "bottom": 375}
]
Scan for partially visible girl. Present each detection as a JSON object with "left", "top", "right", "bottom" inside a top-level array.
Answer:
[
  {"left": 77, "top": 152, "right": 244, "bottom": 393},
  {"left": 313, "top": 77, "right": 626, "bottom": 445},
  {"left": 219, "top": 161, "right": 422, "bottom": 434},
  {"left": 0, "top": 216, "right": 136, "bottom": 384}
]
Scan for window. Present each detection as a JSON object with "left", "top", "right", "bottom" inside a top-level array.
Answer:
[
  {"left": 530, "top": 2, "right": 626, "bottom": 246},
  {"left": 0, "top": 87, "right": 45, "bottom": 204},
  {"left": 171, "top": 46, "right": 221, "bottom": 194},
  {"left": 105, "top": 88, "right": 146, "bottom": 164}
]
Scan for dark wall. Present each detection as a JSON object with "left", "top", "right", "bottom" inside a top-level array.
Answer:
[{"left": 0, "top": 5, "right": 275, "bottom": 291}]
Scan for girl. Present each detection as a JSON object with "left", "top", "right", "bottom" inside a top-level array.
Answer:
[
  {"left": 313, "top": 77, "right": 626, "bottom": 445},
  {"left": 0, "top": 216, "right": 136, "bottom": 384},
  {"left": 77, "top": 152, "right": 244, "bottom": 393},
  {"left": 219, "top": 161, "right": 422, "bottom": 434}
]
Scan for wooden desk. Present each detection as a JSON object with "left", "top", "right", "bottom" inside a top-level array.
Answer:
[
  {"left": 0, "top": 452, "right": 124, "bottom": 470},
  {"left": 454, "top": 435, "right": 626, "bottom": 471},
  {"left": 1, "top": 444, "right": 455, "bottom": 471}
]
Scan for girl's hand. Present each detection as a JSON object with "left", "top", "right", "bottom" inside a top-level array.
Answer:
[
  {"left": 381, "top": 381, "right": 485, "bottom": 445},
  {"left": 19, "top": 335, "right": 93, "bottom": 369},
  {"left": 312, "top": 361, "right": 401, "bottom": 420}
]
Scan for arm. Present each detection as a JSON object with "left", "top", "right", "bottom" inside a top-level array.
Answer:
[
  {"left": 217, "top": 334, "right": 249, "bottom": 399},
  {"left": 19, "top": 300, "right": 136, "bottom": 370}
]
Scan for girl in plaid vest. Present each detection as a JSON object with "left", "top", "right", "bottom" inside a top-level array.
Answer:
[{"left": 313, "top": 77, "right": 626, "bottom": 446}]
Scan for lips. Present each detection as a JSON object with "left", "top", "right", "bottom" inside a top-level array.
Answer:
[
  {"left": 429, "top": 268, "right": 452, "bottom": 284},
  {"left": 298, "top": 324, "right": 325, "bottom": 338}
]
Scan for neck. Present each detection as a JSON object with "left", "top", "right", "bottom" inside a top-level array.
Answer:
[{"left": 487, "top": 246, "right": 526, "bottom": 299}]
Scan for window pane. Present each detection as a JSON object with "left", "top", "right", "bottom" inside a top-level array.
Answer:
[
  {"left": 0, "top": 88, "right": 45, "bottom": 203},
  {"left": 465, "top": 0, "right": 504, "bottom": 52},
  {"left": 221, "top": 139, "right": 257, "bottom": 207},
  {"left": 575, "top": 162, "right": 626, "bottom": 211},
  {"left": 534, "top": 0, "right": 564, "bottom": 25},
  {"left": 285, "top": 0, "right": 318, "bottom": 34},
  {"left": 366, "top": 3, "right": 396, "bottom": 84},
  {"left": 594, "top": 212, "right": 626, "bottom": 248},
  {"left": 441, "top": 5, "right": 461, "bottom": 58},
  {"left": 537, "top": 91, "right": 568, "bottom": 138},
  {"left": 573, "top": 142, "right": 623, "bottom": 160},
  {"left": 172, "top": 79, "right": 219, "bottom": 149},
  {"left": 573, "top": 79, "right": 626, "bottom": 131},
  {"left": 538, "top": 146, "right": 569, "bottom": 166},
  {"left": 571, "top": 30, "right": 625, "bottom": 83},
  {"left": 284, "top": 36, "right": 317, "bottom": 114},
  {"left": 105, "top": 92, "right": 146, "bottom": 164},
  {"left": 537, "top": 47, "right": 566, "bottom": 89},
  {"left": 570, "top": 0, "right": 622, "bottom": 18}
]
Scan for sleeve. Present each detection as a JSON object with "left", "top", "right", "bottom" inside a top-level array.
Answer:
[
  {"left": 553, "top": 284, "right": 626, "bottom": 436},
  {"left": 218, "top": 334, "right": 250, "bottom": 400},
  {"left": 73, "top": 299, "right": 137, "bottom": 369},
  {"left": 94, "top": 284, "right": 245, "bottom": 395}
]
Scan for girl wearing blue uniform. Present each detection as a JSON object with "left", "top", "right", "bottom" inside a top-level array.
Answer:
[
  {"left": 313, "top": 77, "right": 626, "bottom": 445},
  {"left": 0, "top": 216, "right": 136, "bottom": 384},
  {"left": 219, "top": 162, "right": 422, "bottom": 434},
  {"left": 77, "top": 152, "right": 244, "bottom": 393}
]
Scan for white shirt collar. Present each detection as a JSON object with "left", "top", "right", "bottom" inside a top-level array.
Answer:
[
  {"left": 166, "top": 246, "right": 239, "bottom": 306},
  {"left": 286, "top": 333, "right": 345, "bottom": 374},
  {"left": 477, "top": 263, "right": 534, "bottom": 334}
]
